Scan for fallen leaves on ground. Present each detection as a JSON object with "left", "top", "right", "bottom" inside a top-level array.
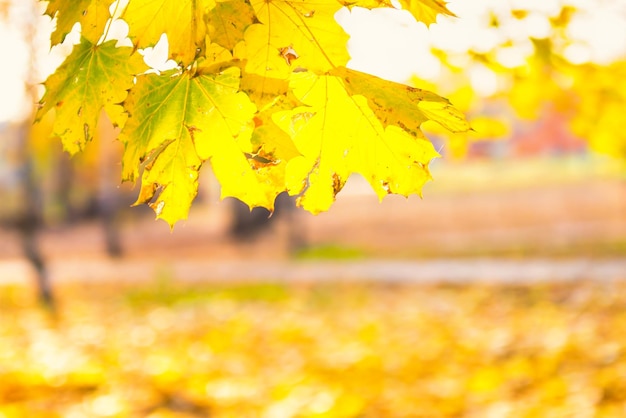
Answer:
[{"left": 1, "top": 279, "right": 626, "bottom": 417}]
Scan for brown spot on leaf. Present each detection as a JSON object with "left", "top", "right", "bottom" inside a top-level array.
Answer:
[
  {"left": 246, "top": 150, "right": 278, "bottom": 169},
  {"left": 381, "top": 180, "right": 391, "bottom": 194},
  {"left": 186, "top": 125, "right": 202, "bottom": 143},
  {"left": 279, "top": 45, "right": 299, "bottom": 66},
  {"left": 332, "top": 173, "right": 344, "bottom": 195}
]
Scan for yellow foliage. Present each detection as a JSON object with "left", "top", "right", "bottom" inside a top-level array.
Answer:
[
  {"left": 566, "top": 62, "right": 626, "bottom": 159},
  {"left": 3, "top": 281, "right": 626, "bottom": 416},
  {"left": 36, "top": 0, "right": 469, "bottom": 226}
]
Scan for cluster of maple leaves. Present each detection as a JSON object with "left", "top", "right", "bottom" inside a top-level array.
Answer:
[
  {"left": 2, "top": 281, "right": 626, "bottom": 416},
  {"left": 36, "top": 0, "right": 470, "bottom": 227}
]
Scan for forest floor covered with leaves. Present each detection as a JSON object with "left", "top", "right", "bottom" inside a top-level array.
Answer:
[{"left": 3, "top": 279, "right": 626, "bottom": 417}]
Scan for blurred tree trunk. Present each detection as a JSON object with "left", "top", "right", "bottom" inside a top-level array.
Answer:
[
  {"left": 229, "top": 192, "right": 306, "bottom": 252},
  {"left": 97, "top": 118, "right": 123, "bottom": 257},
  {"left": 100, "top": 190, "right": 123, "bottom": 257},
  {"left": 15, "top": 123, "right": 54, "bottom": 308}
]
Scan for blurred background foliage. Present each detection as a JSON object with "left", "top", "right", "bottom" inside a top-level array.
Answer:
[{"left": 409, "top": 2, "right": 626, "bottom": 160}]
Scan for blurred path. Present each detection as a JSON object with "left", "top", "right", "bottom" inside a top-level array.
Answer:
[{"left": 1, "top": 258, "right": 625, "bottom": 285}]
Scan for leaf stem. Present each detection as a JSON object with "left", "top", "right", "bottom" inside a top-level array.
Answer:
[{"left": 101, "top": 0, "right": 122, "bottom": 45}]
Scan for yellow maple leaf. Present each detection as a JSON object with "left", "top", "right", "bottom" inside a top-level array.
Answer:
[
  {"left": 206, "top": 0, "right": 256, "bottom": 51},
  {"left": 45, "top": 0, "right": 111, "bottom": 45},
  {"left": 274, "top": 72, "right": 440, "bottom": 213},
  {"left": 339, "top": 0, "right": 454, "bottom": 26},
  {"left": 397, "top": 0, "right": 454, "bottom": 25},
  {"left": 332, "top": 67, "right": 470, "bottom": 134},
  {"left": 234, "top": 0, "right": 350, "bottom": 79},
  {"left": 122, "top": 0, "right": 216, "bottom": 65}
]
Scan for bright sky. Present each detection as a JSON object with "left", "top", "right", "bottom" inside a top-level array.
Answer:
[
  {"left": 0, "top": 23, "right": 30, "bottom": 123},
  {"left": 338, "top": 0, "right": 626, "bottom": 87},
  {"left": 0, "top": 0, "right": 625, "bottom": 124}
]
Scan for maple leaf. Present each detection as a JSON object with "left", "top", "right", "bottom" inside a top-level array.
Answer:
[
  {"left": 397, "top": 0, "right": 455, "bottom": 25},
  {"left": 241, "top": 72, "right": 302, "bottom": 161},
  {"left": 339, "top": 0, "right": 454, "bottom": 26},
  {"left": 45, "top": 0, "right": 111, "bottom": 45},
  {"left": 331, "top": 66, "right": 470, "bottom": 134},
  {"left": 243, "top": 73, "right": 302, "bottom": 193},
  {"left": 251, "top": 109, "right": 301, "bottom": 163},
  {"left": 206, "top": 0, "right": 256, "bottom": 51},
  {"left": 120, "top": 59, "right": 285, "bottom": 226},
  {"left": 36, "top": 38, "right": 146, "bottom": 154},
  {"left": 122, "top": 0, "right": 215, "bottom": 65},
  {"left": 241, "top": 73, "right": 291, "bottom": 111},
  {"left": 274, "top": 71, "right": 440, "bottom": 213},
  {"left": 234, "top": 0, "right": 350, "bottom": 79}
]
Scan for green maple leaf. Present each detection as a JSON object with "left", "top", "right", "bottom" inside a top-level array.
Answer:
[
  {"left": 36, "top": 38, "right": 146, "bottom": 154},
  {"left": 45, "top": 0, "right": 111, "bottom": 45},
  {"left": 122, "top": 0, "right": 215, "bottom": 65},
  {"left": 234, "top": 0, "right": 350, "bottom": 79},
  {"left": 274, "top": 71, "right": 441, "bottom": 213},
  {"left": 120, "top": 57, "right": 285, "bottom": 227}
]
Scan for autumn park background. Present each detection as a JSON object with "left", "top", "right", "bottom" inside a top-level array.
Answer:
[{"left": 1, "top": 0, "right": 626, "bottom": 417}]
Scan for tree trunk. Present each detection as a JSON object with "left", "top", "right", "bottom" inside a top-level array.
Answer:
[{"left": 16, "top": 123, "right": 54, "bottom": 309}]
